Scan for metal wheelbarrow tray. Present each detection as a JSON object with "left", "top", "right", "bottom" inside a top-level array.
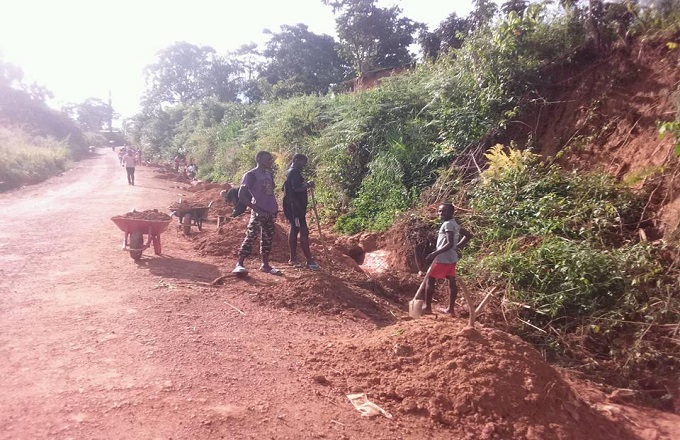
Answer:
[
  {"left": 111, "top": 211, "right": 172, "bottom": 260},
  {"left": 169, "top": 200, "right": 213, "bottom": 235}
]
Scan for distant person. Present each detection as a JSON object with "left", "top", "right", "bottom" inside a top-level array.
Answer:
[
  {"left": 220, "top": 186, "right": 247, "bottom": 217},
  {"left": 186, "top": 162, "right": 197, "bottom": 179},
  {"left": 414, "top": 203, "right": 473, "bottom": 314},
  {"left": 233, "top": 151, "right": 281, "bottom": 275},
  {"left": 282, "top": 154, "right": 319, "bottom": 270},
  {"left": 110, "top": 140, "right": 115, "bottom": 151},
  {"left": 118, "top": 147, "right": 125, "bottom": 165},
  {"left": 122, "top": 148, "right": 137, "bottom": 185},
  {"left": 174, "top": 154, "right": 185, "bottom": 172}
]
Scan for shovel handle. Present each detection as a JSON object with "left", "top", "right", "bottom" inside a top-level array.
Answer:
[{"left": 309, "top": 188, "right": 330, "bottom": 263}]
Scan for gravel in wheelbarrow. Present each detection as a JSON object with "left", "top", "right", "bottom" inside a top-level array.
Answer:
[
  {"left": 168, "top": 201, "right": 209, "bottom": 211},
  {"left": 113, "top": 209, "right": 172, "bottom": 221},
  {"left": 111, "top": 210, "right": 173, "bottom": 236}
]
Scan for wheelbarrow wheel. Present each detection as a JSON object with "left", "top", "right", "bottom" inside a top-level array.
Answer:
[
  {"left": 129, "top": 232, "right": 144, "bottom": 260},
  {"left": 197, "top": 218, "right": 203, "bottom": 231},
  {"left": 182, "top": 213, "right": 192, "bottom": 235}
]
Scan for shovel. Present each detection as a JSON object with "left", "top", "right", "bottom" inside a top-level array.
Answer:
[
  {"left": 409, "top": 265, "right": 431, "bottom": 318},
  {"left": 309, "top": 187, "right": 330, "bottom": 264}
]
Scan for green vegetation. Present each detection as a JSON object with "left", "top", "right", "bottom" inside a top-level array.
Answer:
[
  {"left": 0, "top": 55, "right": 95, "bottom": 190},
  {"left": 454, "top": 145, "right": 678, "bottom": 405},
  {"left": 130, "top": 1, "right": 587, "bottom": 229},
  {"left": 0, "top": 127, "right": 72, "bottom": 190}
]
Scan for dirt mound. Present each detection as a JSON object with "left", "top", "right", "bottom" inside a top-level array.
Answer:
[
  {"left": 112, "top": 209, "right": 171, "bottom": 221},
  {"left": 306, "top": 320, "right": 636, "bottom": 440},
  {"left": 152, "top": 165, "right": 191, "bottom": 183},
  {"left": 382, "top": 209, "right": 440, "bottom": 273},
  {"left": 184, "top": 181, "right": 230, "bottom": 193},
  {"left": 188, "top": 214, "right": 399, "bottom": 323},
  {"left": 176, "top": 185, "right": 234, "bottom": 217},
  {"left": 192, "top": 214, "right": 289, "bottom": 259}
]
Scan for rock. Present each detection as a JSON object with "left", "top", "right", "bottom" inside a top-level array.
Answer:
[
  {"left": 393, "top": 343, "right": 414, "bottom": 357},
  {"left": 428, "top": 349, "right": 442, "bottom": 362},
  {"left": 312, "top": 374, "right": 330, "bottom": 385}
]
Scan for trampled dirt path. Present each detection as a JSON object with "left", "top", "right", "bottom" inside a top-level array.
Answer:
[
  {"left": 0, "top": 150, "right": 394, "bottom": 439},
  {"left": 1, "top": 150, "right": 679, "bottom": 440}
]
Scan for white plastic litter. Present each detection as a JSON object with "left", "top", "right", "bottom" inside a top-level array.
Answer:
[{"left": 346, "top": 393, "right": 393, "bottom": 419}]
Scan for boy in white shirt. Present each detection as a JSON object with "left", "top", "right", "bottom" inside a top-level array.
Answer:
[{"left": 416, "top": 203, "right": 473, "bottom": 314}]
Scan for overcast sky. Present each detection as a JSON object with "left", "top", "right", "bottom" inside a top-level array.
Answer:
[{"left": 0, "top": 0, "right": 476, "bottom": 120}]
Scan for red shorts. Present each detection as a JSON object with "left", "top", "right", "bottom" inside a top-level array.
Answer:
[{"left": 428, "top": 262, "right": 457, "bottom": 279}]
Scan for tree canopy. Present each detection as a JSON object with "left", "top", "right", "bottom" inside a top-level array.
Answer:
[
  {"left": 261, "top": 24, "right": 351, "bottom": 99},
  {"left": 143, "top": 42, "right": 241, "bottom": 108},
  {"left": 64, "top": 98, "right": 116, "bottom": 132},
  {"left": 322, "top": 0, "right": 419, "bottom": 75}
]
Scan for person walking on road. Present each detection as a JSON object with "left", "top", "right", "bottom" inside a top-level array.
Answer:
[
  {"left": 282, "top": 154, "right": 319, "bottom": 270},
  {"left": 122, "top": 148, "right": 137, "bottom": 186},
  {"left": 414, "top": 203, "right": 473, "bottom": 314},
  {"left": 233, "top": 151, "right": 281, "bottom": 275}
]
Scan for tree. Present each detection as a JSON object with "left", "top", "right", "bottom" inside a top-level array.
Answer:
[
  {"left": 69, "top": 98, "right": 117, "bottom": 132},
  {"left": 323, "top": 0, "right": 419, "bottom": 76},
  {"left": 231, "top": 43, "right": 266, "bottom": 103},
  {"left": 419, "top": 11, "right": 472, "bottom": 61},
  {"left": 204, "top": 55, "right": 243, "bottom": 103},
  {"left": 418, "top": 30, "right": 442, "bottom": 61},
  {"left": 437, "top": 12, "right": 472, "bottom": 52},
  {"left": 469, "top": 0, "right": 499, "bottom": 29},
  {"left": 260, "top": 23, "right": 351, "bottom": 98},
  {"left": 502, "top": 0, "right": 529, "bottom": 17},
  {"left": 143, "top": 42, "right": 242, "bottom": 107}
]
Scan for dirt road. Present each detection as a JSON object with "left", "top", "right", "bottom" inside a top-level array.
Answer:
[{"left": 0, "top": 150, "right": 404, "bottom": 440}]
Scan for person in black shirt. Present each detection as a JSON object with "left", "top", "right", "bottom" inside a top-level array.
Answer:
[{"left": 282, "top": 154, "right": 320, "bottom": 270}]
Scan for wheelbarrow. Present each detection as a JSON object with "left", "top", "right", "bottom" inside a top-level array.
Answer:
[
  {"left": 170, "top": 200, "right": 213, "bottom": 235},
  {"left": 111, "top": 215, "right": 172, "bottom": 260}
]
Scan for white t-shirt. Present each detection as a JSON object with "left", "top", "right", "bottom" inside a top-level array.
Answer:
[
  {"left": 122, "top": 154, "right": 136, "bottom": 167},
  {"left": 434, "top": 219, "right": 460, "bottom": 264}
]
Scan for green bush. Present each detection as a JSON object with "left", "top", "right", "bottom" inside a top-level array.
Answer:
[
  {"left": 481, "top": 237, "right": 651, "bottom": 319},
  {"left": 0, "top": 128, "right": 71, "bottom": 190},
  {"left": 469, "top": 146, "right": 643, "bottom": 245},
  {"left": 335, "top": 149, "right": 415, "bottom": 233}
]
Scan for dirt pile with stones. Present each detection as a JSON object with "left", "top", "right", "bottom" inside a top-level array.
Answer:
[
  {"left": 185, "top": 210, "right": 402, "bottom": 323},
  {"left": 304, "top": 319, "right": 638, "bottom": 440},
  {"left": 180, "top": 184, "right": 233, "bottom": 217}
]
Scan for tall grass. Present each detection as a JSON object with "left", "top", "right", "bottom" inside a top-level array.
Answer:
[{"left": 0, "top": 127, "right": 71, "bottom": 191}]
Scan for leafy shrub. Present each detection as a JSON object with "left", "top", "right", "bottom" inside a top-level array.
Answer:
[
  {"left": 0, "top": 127, "right": 71, "bottom": 190},
  {"left": 481, "top": 237, "right": 649, "bottom": 319},
  {"left": 470, "top": 145, "right": 643, "bottom": 245},
  {"left": 335, "top": 149, "right": 414, "bottom": 233},
  {"left": 456, "top": 145, "right": 678, "bottom": 408}
]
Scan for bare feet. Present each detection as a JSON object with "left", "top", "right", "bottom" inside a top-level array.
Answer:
[
  {"left": 439, "top": 307, "right": 454, "bottom": 314},
  {"left": 422, "top": 306, "right": 433, "bottom": 315}
]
